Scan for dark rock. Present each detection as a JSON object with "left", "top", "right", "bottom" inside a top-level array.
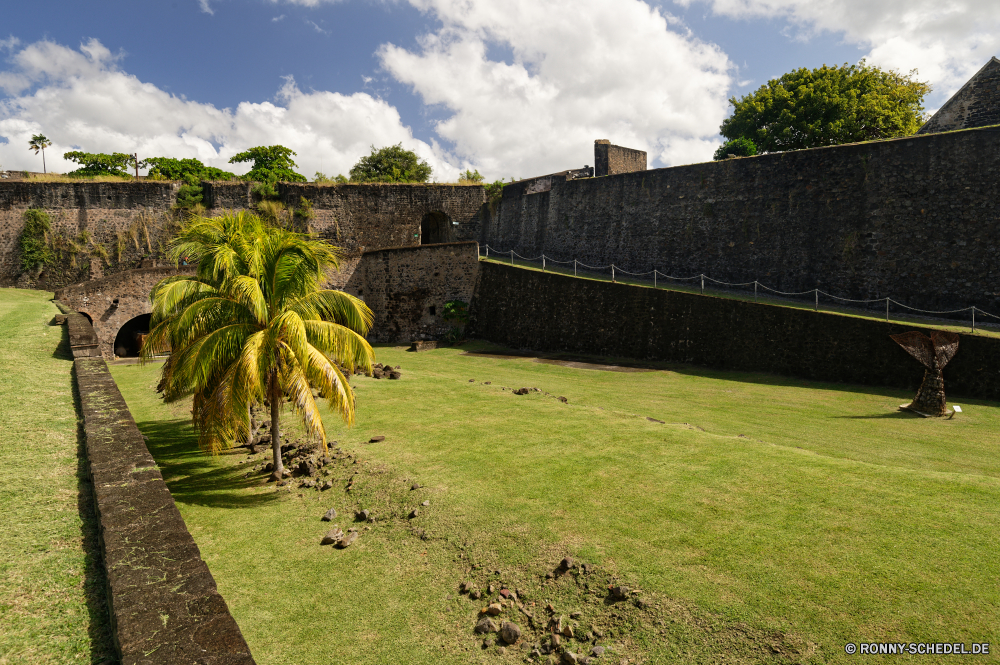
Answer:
[
  {"left": 388, "top": 372, "right": 401, "bottom": 379},
  {"left": 608, "top": 586, "right": 628, "bottom": 600},
  {"left": 634, "top": 598, "right": 649, "bottom": 609},
  {"left": 545, "top": 603, "right": 556, "bottom": 613},
  {"left": 408, "top": 509, "right": 419, "bottom": 519},
  {"left": 591, "top": 646, "right": 605, "bottom": 657},
  {"left": 482, "top": 638, "right": 494, "bottom": 649},
  {"left": 470, "top": 589, "right": 482, "bottom": 600},
  {"left": 497, "top": 646, "right": 506, "bottom": 655},
  {"left": 559, "top": 557, "right": 574, "bottom": 570},
  {"left": 276, "top": 479, "right": 288, "bottom": 487},
  {"left": 469, "top": 379, "right": 475, "bottom": 382},
  {"left": 460, "top": 580, "right": 473, "bottom": 594},
  {"left": 320, "top": 481, "right": 333, "bottom": 491},
  {"left": 580, "top": 563, "right": 591, "bottom": 574},
  {"left": 558, "top": 396, "right": 568, "bottom": 403},
  {"left": 336, "top": 531, "right": 358, "bottom": 548},
  {"left": 592, "top": 628, "right": 604, "bottom": 638},
  {"left": 488, "top": 584, "right": 495, "bottom": 594},
  {"left": 281, "top": 468, "right": 293, "bottom": 478},
  {"left": 369, "top": 435, "right": 385, "bottom": 442},
  {"left": 570, "top": 611, "right": 581, "bottom": 619},
  {"left": 484, "top": 381, "right": 491, "bottom": 384},
  {"left": 322, "top": 507, "right": 337, "bottom": 521},
  {"left": 356, "top": 509, "right": 371, "bottom": 522},
  {"left": 321, "top": 526, "right": 343, "bottom": 545},
  {"left": 411, "top": 482, "right": 420, "bottom": 490},
  {"left": 561, "top": 651, "right": 578, "bottom": 664},
  {"left": 500, "top": 621, "right": 521, "bottom": 644},
  {"left": 500, "top": 588, "right": 512, "bottom": 599},
  {"left": 475, "top": 617, "right": 498, "bottom": 634},
  {"left": 513, "top": 387, "right": 530, "bottom": 395}
]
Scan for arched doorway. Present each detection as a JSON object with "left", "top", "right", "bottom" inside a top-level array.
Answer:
[
  {"left": 421, "top": 211, "right": 450, "bottom": 244},
  {"left": 113, "top": 314, "right": 152, "bottom": 358},
  {"left": 78, "top": 312, "right": 93, "bottom": 325}
]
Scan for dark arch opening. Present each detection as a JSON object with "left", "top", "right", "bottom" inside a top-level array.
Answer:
[
  {"left": 113, "top": 314, "right": 152, "bottom": 358},
  {"left": 420, "top": 211, "right": 450, "bottom": 245},
  {"left": 78, "top": 311, "right": 93, "bottom": 325}
]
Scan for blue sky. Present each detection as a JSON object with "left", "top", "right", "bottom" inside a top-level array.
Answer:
[{"left": 0, "top": 0, "right": 995, "bottom": 180}]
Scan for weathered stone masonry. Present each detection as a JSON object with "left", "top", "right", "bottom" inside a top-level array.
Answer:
[
  {"left": 469, "top": 261, "right": 1000, "bottom": 401},
  {"left": 479, "top": 126, "right": 1000, "bottom": 313}
]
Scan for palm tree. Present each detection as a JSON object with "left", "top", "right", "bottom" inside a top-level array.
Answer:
[
  {"left": 28, "top": 134, "right": 52, "bottom": 174},
  {"left": 142, "top": 211, "right": 375, "bottom": 481}
]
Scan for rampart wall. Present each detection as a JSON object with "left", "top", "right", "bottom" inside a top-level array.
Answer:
[
  {"left": 469, "top": 262, "right": 1000, "bottom": 401},
  {"left": 480, "top": 126, "right": 1000, "bottom": 313}
]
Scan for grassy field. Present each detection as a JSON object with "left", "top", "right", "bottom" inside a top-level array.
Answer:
[
  {"left": 110, "top": 343, "right": 1000, "bottom": 664},
  {"left": 0, "top": 289, "right": 114, "bottom": 664}
]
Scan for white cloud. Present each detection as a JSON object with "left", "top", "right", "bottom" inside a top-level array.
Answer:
[
  {"left": 677, "top": 0, "right": 1000, "bottom": 99},
  {"left": 379, "top": 0, "right": 733, "bottom": 174},
  {"left": 306, "top": 19, "right": 329, "bottom": 35},
  {"left": 0, "top": 39, "right": 459, "bottom": 180},
  {"left": 198, "top": 0, "right": 215, "bottom": 15},
  {"left": 272, "top": 14, "right": 286, "bottom": 21}
]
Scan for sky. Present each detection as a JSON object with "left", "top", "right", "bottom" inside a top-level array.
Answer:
[{"left": 0, "top": 0, "right": 997, "bottom": 181}]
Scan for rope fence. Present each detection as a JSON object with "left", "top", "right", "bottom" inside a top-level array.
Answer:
[{"left": 480, "top": 245, "right": 1000, "bottom": 333}]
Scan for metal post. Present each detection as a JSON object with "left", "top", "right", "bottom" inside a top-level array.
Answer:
[
  {"left": 701, "top": 274, "right": 704, "bottom": 294},
  {"left": 654, "top": 271, "right": 657, "bottom": 289},
  {"left": 972, "top": 306, "right": 976, "bottom": 333},
  {"left": 754, "top": 281, "right": 757, "bottom": 303},
  {"left": 574, "top": 260, "right": 577, "bottom": 277},
  {"left": 886, "top": 298, "right": 889, "bottom": 322},
  {"left": 485, "top": 245, "right": 488, "bottom": 258},
  {"left": 815, "top": 289, "right": 818, "bottom": 312},
  {"left": 542, "top": 255, "right": 546, "bottom": 272},
  {"left": 612, "top": 265, "right": 615, "bottom": 282},
  {"left": 510, "top": 250, "right": 514, "bottom": 265}
]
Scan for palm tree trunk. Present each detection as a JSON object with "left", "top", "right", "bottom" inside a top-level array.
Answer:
[
  {"left": 246, "top": 403, "right": 254, "bottom": 447},
  {"left": 269, "top": 372, "right": 283, "bottom": 482},
  {"left": 42, "top": 149, "right": 46, "bottom": 174}
]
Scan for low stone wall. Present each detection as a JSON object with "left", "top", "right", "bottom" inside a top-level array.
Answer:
[
  {"left": 469, "top": 262, "right": 1000, "bottom": 401},
  {"left": 62, "top": 310, "right": 255, "bottom": 664}
]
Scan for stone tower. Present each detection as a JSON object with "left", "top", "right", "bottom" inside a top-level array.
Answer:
[{"left": 917, "top": 57, "right": 1000, "bottom": 134}]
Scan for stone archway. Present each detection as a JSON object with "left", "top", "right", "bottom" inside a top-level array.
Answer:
[
  {"left": 113, "top": 314, "right": 152, "bottom": 358},
  {"left": 420, "top": 211, "right": 450, "bottom": 245}
]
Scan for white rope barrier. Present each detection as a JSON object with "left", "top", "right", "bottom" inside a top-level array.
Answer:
[{"left": 479, "top": 244, "right": 996, "bottom": 331}]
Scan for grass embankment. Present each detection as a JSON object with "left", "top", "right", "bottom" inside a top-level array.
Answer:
[
  {"left": 0, "top": 289, "right": 113, "bottom": 664},
  {"left": 479, "top": 256, "right": 1000, "bottom": 339},
  {"left": 111, "top": 344, "right": 1000, "bottom": 664}
]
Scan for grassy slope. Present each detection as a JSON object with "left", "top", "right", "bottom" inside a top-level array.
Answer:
[
  {"left": 111, "top": 344, "right": 1000, "bottom": 664},
  {"left": 0, "top": 288, "right": 113, "bottom": 664}
]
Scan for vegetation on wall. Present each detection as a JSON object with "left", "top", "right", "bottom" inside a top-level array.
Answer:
[
  {"left": 143, "top": 157, "right": 236, "bottom": 182},
  {"left": 713, "top": 137, "right": 758, "bottom": 161},
  {"left": 719, "top": 61, "right": 931, "bottom": 153},
  {"left": 349, "top": 144, "right": 432, "bottom": 183},
  {"left": 458, "top": 169, "right": 484, "bottom": 183},
  {"left": 484, "top": 179, "right": 507, "bottom": 205},
  {"left": 229, "top": 145, "right": 307, "bottom": 183},
  {"left": 19, "top": 209, "right": 54, "bottom": 274}
]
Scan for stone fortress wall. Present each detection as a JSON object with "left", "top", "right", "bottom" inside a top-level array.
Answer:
[
  {"left": 479, "top": 126, "right": 1000, "bottom": 314},
  {"left": 594, "top": 139, "right": 647, "bottom": 177}
]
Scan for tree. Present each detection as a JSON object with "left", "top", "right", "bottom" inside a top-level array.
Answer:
[
  {"left": 63, "top": 151, "right": 135, "bottom": 177},
  {"left": 719, "top": 61, "right": 931, "bottom": 153},
  {"left": 349, "top": 143, "right": 432, "bottom": 183},
  {"left": 229, "top": 145, "right": 307, "bottom": 183},
  {"left": 713, "top": 137, "right": 757, "bottom": 161},
  {"left": 143, "top": 211, "right": 375, "bottom": 481},
  {"left": 458, "top": 169, "right": 484, "bottom": 183},
  {"left": 29, "top": 134, "right": 52, "bottom": 174},
  {"left": 142, "top": 156, "right": 236, "bottom": 182}
]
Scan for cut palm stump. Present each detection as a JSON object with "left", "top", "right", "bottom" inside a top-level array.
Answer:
[{"left": 890, "top": 330, "right": 960, "bottom": 417}]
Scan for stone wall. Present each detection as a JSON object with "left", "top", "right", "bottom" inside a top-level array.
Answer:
[
  {"left": 346, "top": 241, "right": 480, "bottom": 342},
  {"left": 55, "top": 265, "right": 197, "bottom": 359},
  {"left": 67, "top": 324, "right": 255, "bottom": 664},
  {"left": 594, "top": 139, "right": 647, "bottom": 177},
  {"left": 0, "top": 181, "right": 179, "bottom": 285},
  {"left": 919, "top": 58, "right": 1000, "bottom": 134},
  {"left": 480, "top": 126, "right": 1000, "bottom": 313},
  {"left": 469, "top": 262, "right": 1000, "bottom": 400}
]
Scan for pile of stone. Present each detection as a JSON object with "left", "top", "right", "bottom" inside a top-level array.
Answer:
[
  {"left": 354, "top": 363, "right": 402, "bottom": 379},
  {"left": 319, "top": 524, "right": 359, "bottom": 549}
]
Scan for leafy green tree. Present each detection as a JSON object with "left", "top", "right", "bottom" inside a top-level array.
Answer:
[
  {"left": 458, "top": 169, "right": 484, "bottom": 183},
  {"left": 229, "top": 145, "right": 307, "bottom": 183},
  {"left": 720, "top": 61, "right": 930, "bottom": 153},
  {"left": 143, "top": 211, "right": 375, "bottom": 480},
  {"left": 29, "top": 134, "right": 52, "bottom": 174},
  {"left": 349, "top": 143, "right": 432, "bottom": 183},
  {"left": 484, "top": 179, "right": 506, "bottom": 204},
  {"left": 713, "top": 137, "right": 758, "bottom": 161},
  {"left": 63, "top": 151, "right": 135, "bottom": 177},
  {"left": 142, "top": 156, "right": 236, "bottom": 182}
]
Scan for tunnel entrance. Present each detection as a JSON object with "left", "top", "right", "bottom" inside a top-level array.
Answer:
[
  {"left": 420, "top": 211, "right": 450, "bottom": 244},
  {"left": 78, "top": 312, "right": 93, "bottom": 325},
  {"left": 113, "top": 314, "right": 152, "bottom": 358}
]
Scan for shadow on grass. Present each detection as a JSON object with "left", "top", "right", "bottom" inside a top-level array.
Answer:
[
  {"left": 69, "top": 362, "right": 117, "bottom": 665},
  {"left": 137, "top": 418, "right": 281, "bottom": 510},
  {"left": 832, "top": 411, "right": 918, "bottom": 420}
]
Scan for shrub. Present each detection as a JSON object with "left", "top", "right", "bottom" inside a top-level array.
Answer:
[
  {"left": 713, "top": 137, "right": 758, "bottom": 161},
  {"left": 19, "top": 208, "right": 53, "bottom": 274}
]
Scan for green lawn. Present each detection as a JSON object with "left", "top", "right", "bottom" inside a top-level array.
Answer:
[
  {"left": 0, "top": 288, "right": 114, "bottom": 665},
  {"left": 111, "top": 343, "right": 1000, "bottom": 664}
]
